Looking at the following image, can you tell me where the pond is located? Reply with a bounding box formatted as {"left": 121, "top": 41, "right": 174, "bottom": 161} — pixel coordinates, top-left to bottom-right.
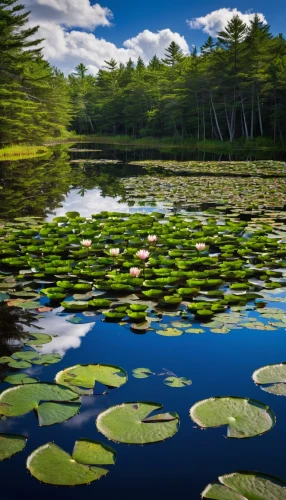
{"left": 1, "top": 144, "right": 286, "bottom": 499}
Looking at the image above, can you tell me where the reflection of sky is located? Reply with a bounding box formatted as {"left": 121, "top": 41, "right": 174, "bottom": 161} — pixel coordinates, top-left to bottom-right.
{"left": 46, "top": 188, "right": 129, "bottom": 220}
{"left": 30, "top": 310, "right": 94, "bottom": 357}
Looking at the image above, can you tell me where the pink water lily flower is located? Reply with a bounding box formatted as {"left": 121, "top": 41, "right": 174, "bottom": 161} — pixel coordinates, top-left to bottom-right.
{"left": 196, "top": 242, "right": 206, "bottom": 252}
{"left": 110, "top": 248, "right": 120, "bottom": 256}
{"left": 147, "top": 234, "right": 158, "bottom": 243}
{"left": 130, "top": 267, "right": 141, "bottom": 277}
{"left": 81, "top": 239, "right": 92, "bottom": 248}
{"left": 136, "top": 249, "right": 150, "bottom": 260}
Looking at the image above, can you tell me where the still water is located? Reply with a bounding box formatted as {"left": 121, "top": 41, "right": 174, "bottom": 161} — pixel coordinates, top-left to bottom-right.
{"left": 0, "top": 144, "right": 286, "bottom": 499}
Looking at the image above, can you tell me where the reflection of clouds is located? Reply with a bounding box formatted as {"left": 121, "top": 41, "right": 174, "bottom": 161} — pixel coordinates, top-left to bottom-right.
{"left": 63, "top": 396, "right": 106, "bottom": 428}
{"left": 29, "top": 312, "right": 94, "bottom": 357}
{"left": 47, "top": 188, "right": 129, "bottom": 220}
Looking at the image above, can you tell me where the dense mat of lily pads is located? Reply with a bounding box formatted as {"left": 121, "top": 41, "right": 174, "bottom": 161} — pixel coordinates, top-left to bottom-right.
{"left": 1, "top": 210, "right": 286, "bottom": 489}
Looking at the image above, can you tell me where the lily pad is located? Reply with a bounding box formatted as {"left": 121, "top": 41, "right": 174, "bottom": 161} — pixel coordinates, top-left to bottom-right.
{"left": 27, "top": 439, "right": 115, "bottom": 486}
{"left": 96, "top": 402, "right": 180, "bottom": 444}
{"left": 190, "top": 396, "right": 275, "bottom": 438}
{"left": 156, "top": 328, "right": 184, "bottom": 337}
{"left": 0, "top": 434, "right": 27, "bottom": 461}
{"left": 24, "top": 333, "right": 53, "bottom": 346}
{"left": 0, "top": 383, "right": 80, "bottom": 425}
{"left": 252, "top": 363, "right": 286, "bottom": 396}
{"left": 202, "top": 471, "right": 286, "bottom": 500}
{"left": 132, "top": 368, "right": 153, "bottom": 379}
{"left": 4, "top": 373, "right": 38, "bottom": 385}
{"left": 55, "top": 364, "right": 127, "bottom": 395}
{"left": 164, "top": 377, "right": 192, "bottom": 388}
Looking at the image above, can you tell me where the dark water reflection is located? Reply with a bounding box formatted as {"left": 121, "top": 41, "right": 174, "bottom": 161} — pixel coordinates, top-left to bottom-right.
{"left": 0, "top": 144, "right": 286, "bottom": 499}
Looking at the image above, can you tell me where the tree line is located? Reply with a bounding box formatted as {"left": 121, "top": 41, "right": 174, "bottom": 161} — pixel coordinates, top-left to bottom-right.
{"left": 1, "top": 0, "right": 286, "bottom": 144}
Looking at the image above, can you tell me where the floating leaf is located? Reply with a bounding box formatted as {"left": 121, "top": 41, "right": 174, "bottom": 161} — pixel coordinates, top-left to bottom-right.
{"left": 164, "top": 377, "right": 192, "bottom": 388}
{"left": 4, "top": 373, "right": 38, "bottom": 385}
{"left": 132, "top": 368, "right": 153, "bottom": 379}
{"left": 27, "top": 439, "right": 115, "bottom": 486}
{"left": 156, "top": 328, "right": 184, "bottom": 337}
{"left": 202, "top": 471, "right": 286, "bottom": 500}
{"left": 186, "top": 328, "right": 205, "bottom": 334}
{"left": 0, "top": 383, "right": 80, "bottom": 425}
{"left": 0, "top": 434, "right": 27, "bottom": 461}
{"left": 190, "top": 396, "right": 275, "bottom": 438}
{"left": 253, "top": 363, "right": 286, "bottom": 396}
{"left": 96, "top": 402, "right": 180, "bottom": 444}
{"left": 24, "top": 333, "right": 53, "bottom": 346}
{"left": 55, "top": 364, "right": 127, "bottom": 395}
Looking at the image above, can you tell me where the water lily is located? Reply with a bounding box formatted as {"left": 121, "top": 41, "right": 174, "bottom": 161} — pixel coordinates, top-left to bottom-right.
{"left": 109, "top": 248, "right": 120, "bottom": 256}
{"left": 195, "top": 243, "right": 206, "bottom": 252}
{"left": 81, "top": 239, "right": 92, "bottom": 248}
{"left": 136, "top": 249, "right": 150, "bottom": 260}
{"left": 130, "top": 267, "right": 141, "bottom": 277}
{"left": 147, "top": 234, "right": 158, "bottom": 243}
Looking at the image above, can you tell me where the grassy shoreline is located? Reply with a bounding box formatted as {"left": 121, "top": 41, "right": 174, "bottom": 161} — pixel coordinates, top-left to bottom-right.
{"left": 0, "top": 145, "right": 49, "bottom": 161}
{"left": 44, "top": 135, "right": 283, "bottom": 151}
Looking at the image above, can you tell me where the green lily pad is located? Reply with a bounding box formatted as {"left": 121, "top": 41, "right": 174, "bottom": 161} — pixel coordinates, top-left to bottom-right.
{"left": 186, "top": 328, "right": 205, "bottom": 334}
{"left": 0, "top": 351, "right": 62, "bottom": 368}
{"left": 252, "top": 363, "right": 286, "bottom": 395}
{"left": 190, "top": 396, "right": 275, "bottom": 438}
{"left": 55, "top": 364, "right": 127, "bottom": 395}
{"left": 4, "top": 373, "right": 38, "bottom": 385}
{"left": 132, "top": 368, "right": 153, "bottom": 379}
{"left": 0, "top": 434, "right": 27, "bottom": 461}
{"left": 202, "top": 471, "right": 286, "bottom": 499}
{"left": 27, "top": 439, "right": 115, "bottom": 486}
{"left": 0, "top": 383, "right": 80, "bottom": 425}
{"left": 24, "top": 333, "right": 53, "bottom": 346}
{"left": 156, "top": 328, "right": 184, "bottom": 337}
{"left": 164, "top": 377, "right": 192, "bottom": 388}
{"left": 96, "top": 402, "right": 180, "bottom": 444}
{"left": 61, "top": 301, "right": 89, "bottom": 311}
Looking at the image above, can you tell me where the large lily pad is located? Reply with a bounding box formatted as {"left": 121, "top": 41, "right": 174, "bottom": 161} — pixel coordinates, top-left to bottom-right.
{"left": 55, "top": 364, "right": 127, "bottom": 395}
{"left": 96, "top": 402, "right": 180, "bottom": 444}
{"left": 190, "top": 397, "right": 275, "bottom": 438}
{"left": 27, "top": 439, "right": 115, "bottom": 486}
{"left": 0, "top": 383, "right": 80, "bottom": 425}
{"left": 202, "top": 471, "right": 286, "bottom": 499}
{"left": 4, "top": 373, "right": 38, "bottom": 385}
{"left": 0, "top": 351, "right": 61, "bottom": 368}
{"left": 24, "top": 333, "right": 53, "bottom": 346}
{"left": 252, "top": 363, "right": 286, "bottom": 395}
{"left": 0, "top": 434, "right": 27, "bottom": 461}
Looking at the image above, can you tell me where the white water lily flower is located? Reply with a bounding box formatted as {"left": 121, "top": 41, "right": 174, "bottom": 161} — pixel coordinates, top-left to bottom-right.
{"left": 80, "top": 239, "right": 92, "bottom": 248}
{"left": 136, "top": 249, "right": 150, "bottom": 260}
{"left": 195, "top": 243, "right": 206, "bottom": 252}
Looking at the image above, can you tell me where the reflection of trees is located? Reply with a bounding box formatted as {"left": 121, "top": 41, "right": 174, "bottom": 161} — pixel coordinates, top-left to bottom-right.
{"left": 0, "top": 147, "right": 73, "bottom": 219}
{"left": 0, "top": 304, "right": 40, "bottom": 378}
{"left": 70, "top": 164, "right": 144, "bottom": 200}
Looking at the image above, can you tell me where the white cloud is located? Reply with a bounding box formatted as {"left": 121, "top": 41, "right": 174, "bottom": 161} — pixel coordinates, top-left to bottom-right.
{"left": 25, "top": 0, "right": 112, "bottom": 29}
{"left": 187, "top": 8, "right": 267, "bottom": 37}
{"left": 24, "top": 0, "right": 190, "bottom": 74}
{"left": 123, "top": 29, "right": 189, "bottom": 61}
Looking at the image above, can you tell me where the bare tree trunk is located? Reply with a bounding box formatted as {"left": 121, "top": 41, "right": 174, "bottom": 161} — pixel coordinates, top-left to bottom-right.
{"left": 250, "top": 81, "right": 255, "bottom": 139}
{"left": 196, "top": 93, "right": 200, "bottom": 140}
{"left": 210, "top": 92, "right": 223, "bottom": 141}
{"left": 241, "top": 94, "right": 249, "bottom": 140}
{"left": 257, "top": 91, "right": 263, "bottom": 136}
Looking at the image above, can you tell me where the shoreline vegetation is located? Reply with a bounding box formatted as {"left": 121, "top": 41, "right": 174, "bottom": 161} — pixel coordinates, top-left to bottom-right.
{"left": 0, "top": 145, "right": 49, "bottom": 161}
{"left": 44, "top": 135, "right": 284, "bottom": 151}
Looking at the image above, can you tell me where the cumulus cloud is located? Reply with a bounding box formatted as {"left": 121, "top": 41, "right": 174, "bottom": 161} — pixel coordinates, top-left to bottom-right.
{"left": 25, "top": 0, "right": 113, "bottom": 29}
{"left": 123, "top": 29, "right": 189, "bottom": 61}
{"left": 187, "top": 8, "right": 267, "bottom": 37}
{"left": 24, "top": 0, "right": 190, "bottom": 74}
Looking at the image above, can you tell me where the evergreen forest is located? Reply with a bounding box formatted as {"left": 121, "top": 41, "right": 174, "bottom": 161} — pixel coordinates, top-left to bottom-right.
{"left": 1, "top": 0, "right": 286, "bottom": 145}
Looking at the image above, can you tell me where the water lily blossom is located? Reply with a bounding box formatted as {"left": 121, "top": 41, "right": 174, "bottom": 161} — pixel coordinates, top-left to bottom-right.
{"left": 81, "top": 239, "right": 92, "bottom": 248}
{"left": 110, "top": 248, "right": 120, "bottom": 257}
{"left": 136, "top": 249, "right": 150, "bottom": 260}
{"left": 195, "top": 242, "right": 206, "bottom": 252}
{"left": 130, "top": 267, "right": 141, "bottom": 277}
{"left": 147, "top": 234, "right": 158, "bottom": 243}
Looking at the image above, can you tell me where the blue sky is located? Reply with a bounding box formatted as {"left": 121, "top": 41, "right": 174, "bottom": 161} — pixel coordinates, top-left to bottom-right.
{"left": 26, "top": 0, "right": 286, "bottom": 74}
{"left": 96, "top": 0, "right": 286, "bottom": 48}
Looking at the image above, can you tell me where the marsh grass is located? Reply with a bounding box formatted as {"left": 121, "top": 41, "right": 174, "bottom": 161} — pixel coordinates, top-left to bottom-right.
{"left": 0, "top": 145, "right": 49, "bottom": 161}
